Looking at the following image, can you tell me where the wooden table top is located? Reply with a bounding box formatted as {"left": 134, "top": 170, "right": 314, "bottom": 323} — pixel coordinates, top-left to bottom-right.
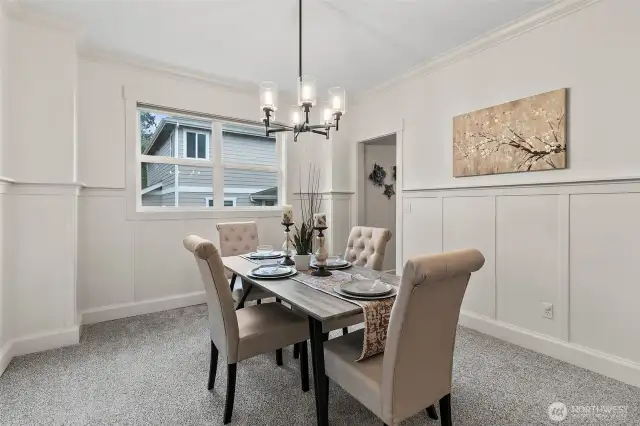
{"left": 222, "top": 256, "right": 375, "bottom": 322}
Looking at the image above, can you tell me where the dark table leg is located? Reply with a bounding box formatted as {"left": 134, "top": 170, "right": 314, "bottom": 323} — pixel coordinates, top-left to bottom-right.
{"left": 229, "top": 274, "right": 237, "bottom": 291}
{"left": 308, "top": 317, "right": 329, "bottom": 426}
{"left": 235, "top": 283, "right": 252, "bottom": 310}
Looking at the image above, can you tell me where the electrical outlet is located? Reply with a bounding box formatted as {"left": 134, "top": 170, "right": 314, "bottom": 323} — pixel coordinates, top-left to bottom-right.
{"left": 542, "top": 302, "right": 554, "bottom": 319}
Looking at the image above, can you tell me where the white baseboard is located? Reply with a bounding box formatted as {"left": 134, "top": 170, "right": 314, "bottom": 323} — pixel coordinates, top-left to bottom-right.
{"left": 0, "top": 341, "right": 12, "bottom": 377}
{"left": 0, "top": 326, "right": 81, "bottom": 377}
{"left": 11, "top": 326, "right": 80, "bottom": 357}
{"left": 459, "top": 311, "right": 640, "bottom": 388}
{"left": 80, "top": 291, "right": 207, "bottom": 325}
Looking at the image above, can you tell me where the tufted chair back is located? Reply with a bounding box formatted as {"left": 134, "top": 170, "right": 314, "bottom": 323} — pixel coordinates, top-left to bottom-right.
{"left": 381, "top": 249, "right": 485, "bottom": 424}
{"left": 343, "top": 226, "right": 392, "bottom": 271}
{"left": 216, "top": 221, "right": 260, "bottom": 257}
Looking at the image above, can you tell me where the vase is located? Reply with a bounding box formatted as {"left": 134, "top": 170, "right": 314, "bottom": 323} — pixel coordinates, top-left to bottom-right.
{"left": 294, "top": 254, "right": 310, "bottom": 271}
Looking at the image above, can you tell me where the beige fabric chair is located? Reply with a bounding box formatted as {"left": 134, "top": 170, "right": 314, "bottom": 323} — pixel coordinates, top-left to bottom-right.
{"left": 183, "top": 235, "right": 310, "bottom": 424}
{"left": 323, "top": 226, "right": 393, "bottom": 335}
{"left": 323, "top": 249, "right": 485, "bottom": 426}
{"left": 216, "top": 221, "right": 274, "bottom": 306}
{"left": 344, "top": 226, "right": 393, "bottom": 271}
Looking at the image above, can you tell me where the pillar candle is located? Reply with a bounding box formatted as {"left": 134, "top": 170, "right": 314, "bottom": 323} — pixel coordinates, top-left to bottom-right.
{"left": 282, "top": 205, "right": 293, "bottom": 224}
{"left": 313, "top": 213, "right": 327, "bottom": 228}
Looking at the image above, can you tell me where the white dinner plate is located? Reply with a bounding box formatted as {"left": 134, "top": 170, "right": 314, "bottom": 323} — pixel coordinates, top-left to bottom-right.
{"left": 341, "top": 279, "right": 393, "bottom": 296}
{"left": 333, "top": 284, "right": 397, "bottom": 300}
{"left": 249, "top": 264, "right": 295, "bottom": 278}
{"left": 310, "top": 260, "right": 352, "bottom": 270}
{"left": 247, "top": 251, "right": 285, "bottom": 260}
{"left": 247, "top": 270, "right": 297, "bottom": 280}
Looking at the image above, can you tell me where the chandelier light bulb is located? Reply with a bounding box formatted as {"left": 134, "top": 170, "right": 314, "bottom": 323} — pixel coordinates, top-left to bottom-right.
{"left": 332, "top": 96, "right": 341, "bottom": 110}
{"left": 264, "top": 91, "right": 273, "bottom": 107}
{"left": 291, "top": 110, "right": 301, "bottom": 125}
{"left": 328, "top": 87, "right": 346, "bottom": 114}
{"left": 322, "top": 106, "right": 333, "bottom": 125}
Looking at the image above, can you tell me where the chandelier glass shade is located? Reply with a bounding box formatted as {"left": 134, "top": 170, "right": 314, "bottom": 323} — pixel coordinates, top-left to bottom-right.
{"left": 259, "top": 0, "right": 345, "bottom": 141}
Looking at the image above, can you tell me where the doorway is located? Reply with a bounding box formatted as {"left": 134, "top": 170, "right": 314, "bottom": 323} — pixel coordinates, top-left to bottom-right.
{"left": 356, "top": 134, "right": 397, "bottom": 273}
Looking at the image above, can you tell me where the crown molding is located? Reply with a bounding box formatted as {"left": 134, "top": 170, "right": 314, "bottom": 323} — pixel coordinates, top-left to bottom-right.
{"left": 79, "top": 45, "right": 265, "bottom": 96}
{"left": 355, "top": 0, "right": 605, "bottom": 103}
{"left": 4, "top": 0, "right": 85, "bottom": 37}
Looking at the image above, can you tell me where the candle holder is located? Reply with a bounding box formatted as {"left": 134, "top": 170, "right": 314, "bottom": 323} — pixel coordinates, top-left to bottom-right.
{"left": 281, "top": 222, "right": 295, "bottom": 266}
{"left": 311, "top": 226, "right": 331, "bottom": 277}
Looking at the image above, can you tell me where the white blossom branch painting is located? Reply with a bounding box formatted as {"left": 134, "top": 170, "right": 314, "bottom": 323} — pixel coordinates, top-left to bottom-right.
{"left": 453, "top": 88, "right": 567, "bottom": 177}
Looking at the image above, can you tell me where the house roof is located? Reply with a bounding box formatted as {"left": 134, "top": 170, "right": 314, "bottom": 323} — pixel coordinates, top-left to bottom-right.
{"left": 249, "top": 186, "right": 277, "bottom": 201}
{"left": 143, "top": 116, "right": 212, "bottom": 156}
{"left": 143, "top": 116, "right": 274, "bottom": 156}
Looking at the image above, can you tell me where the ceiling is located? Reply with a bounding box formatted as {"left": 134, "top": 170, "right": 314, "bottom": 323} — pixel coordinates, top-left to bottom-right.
{"left": 22, "top": 0, "right": 553, "bottom": 95}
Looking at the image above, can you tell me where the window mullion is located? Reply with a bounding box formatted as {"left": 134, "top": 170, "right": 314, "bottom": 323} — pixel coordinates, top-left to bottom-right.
{"left": 212, "top": 122, "right": 224, "bottom": 208}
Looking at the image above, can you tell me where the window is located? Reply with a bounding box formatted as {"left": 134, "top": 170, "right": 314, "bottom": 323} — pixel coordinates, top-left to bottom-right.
{"left": 184, "top": 130, "right": 209, "bottom": 159}
{"left": 205, "top": 197, "right": 237, "bottom": 207}
{"left": 137, "top": 106, "right": 282, "bottom": 210}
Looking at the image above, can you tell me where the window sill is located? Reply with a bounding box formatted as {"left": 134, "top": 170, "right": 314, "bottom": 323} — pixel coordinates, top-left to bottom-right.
{"left": 129, "top": 206, "right": 283, "bottom": 221}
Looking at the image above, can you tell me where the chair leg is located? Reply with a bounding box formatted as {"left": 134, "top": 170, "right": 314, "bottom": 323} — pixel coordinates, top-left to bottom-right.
{"left": 208, "top": 341, "right": 219, "bottom": 391}
{"left": 223, "top": 364, "right": 237, "bottom": 425}
{"left": 276, "top": 348, "right": 283, "bottom": 366}
{"left": 439, "top": 394, "right": 452, "bottom": 426}
{"left": 293, "top": 343, "right": 300, "bottom": 359}
{"left": 257, "top": 299, "right": 261, "bottom": 305}
{"left": 426, "top": 404, "right": 439, "bottom": 420}
{"left": 300, "top": 341, "right": 309, "bottom": 392}
{"left": 276, "top": 297, "right": 281, "bottom": 303}
{"left": 342, "top": 327, "right": 349, "bottom": 335}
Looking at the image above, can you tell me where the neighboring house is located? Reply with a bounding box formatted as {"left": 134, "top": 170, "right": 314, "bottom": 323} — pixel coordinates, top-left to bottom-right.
{"left": 141, "top": 117, "right": 277, "bottom": 207}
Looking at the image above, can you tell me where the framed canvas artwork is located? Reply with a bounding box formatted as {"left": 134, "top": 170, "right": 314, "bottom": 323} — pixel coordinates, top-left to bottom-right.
{"left": 453, "top": 88, "right": 567, "bottom": 177}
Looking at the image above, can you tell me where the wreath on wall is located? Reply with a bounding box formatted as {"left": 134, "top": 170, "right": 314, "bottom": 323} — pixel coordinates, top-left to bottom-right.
{"left": 368, "top": 163, "right": 397, "bottom": 199}
{"left": 368, "top": 163, "right": 387, "bottom": 187}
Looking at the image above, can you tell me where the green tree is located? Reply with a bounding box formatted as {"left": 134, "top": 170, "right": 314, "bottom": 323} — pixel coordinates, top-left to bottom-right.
{"left": 139, "top": 112, "right": 157, "bottom": 188}
{"left": 140, "top": 112, "right": 157, "bottom": 153}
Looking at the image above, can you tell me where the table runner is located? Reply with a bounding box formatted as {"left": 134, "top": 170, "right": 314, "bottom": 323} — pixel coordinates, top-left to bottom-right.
{"left": 241, "top": 255, "right": 398, "bottom": 361}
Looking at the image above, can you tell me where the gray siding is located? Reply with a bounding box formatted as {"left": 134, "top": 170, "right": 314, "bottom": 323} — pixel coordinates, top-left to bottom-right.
{"left": 141, "top": 119, "right": 278, "bottom": 208}
{"left": 222, "top": 132, "right": 276, "bottom": 166}
{"left": 145, "top": 130, "right": 175, "bottom": 189}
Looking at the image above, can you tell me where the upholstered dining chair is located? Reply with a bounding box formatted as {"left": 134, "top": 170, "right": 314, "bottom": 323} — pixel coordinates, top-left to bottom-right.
{"left": 183, "top": 235, "right": 310, "bottom": 424}
{"left": 216, "top": 221, "right": 276, "bottom": 307}
{"left": 322, "top": 249, "right": 485, "bottom": 426}
{"left": 330, "top": 226, "right": 393, "bottom": 336}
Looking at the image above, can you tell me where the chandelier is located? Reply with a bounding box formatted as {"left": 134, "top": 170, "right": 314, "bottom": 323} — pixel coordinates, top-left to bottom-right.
{"left": 260, "top": 0, "right": 346, "bottom": 142}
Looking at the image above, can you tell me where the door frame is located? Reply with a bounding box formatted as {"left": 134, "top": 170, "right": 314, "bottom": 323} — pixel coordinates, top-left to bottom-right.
{"left": 353, "top": 119, "right": 404, "bottom": 274}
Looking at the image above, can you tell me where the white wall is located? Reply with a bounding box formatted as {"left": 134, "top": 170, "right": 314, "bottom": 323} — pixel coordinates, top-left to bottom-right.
{"left": 0, "top": 0, "right": 7, "bottom": 372}
{"left": 1, "top": 14, "right": 79, "bottom": 372}
{"left": 343, "top": 0, "right": 640, "bottom": 387}
{"left": 363, "top": 139, "right": 396, "bottom": 271}
{"left": 76, "top": 57, "right": 289, "bottom": 321}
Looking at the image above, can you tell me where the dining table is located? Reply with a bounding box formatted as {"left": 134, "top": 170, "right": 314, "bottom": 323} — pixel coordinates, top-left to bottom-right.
{"left": 222, "top": 255, "right": 398, "bottom": 426}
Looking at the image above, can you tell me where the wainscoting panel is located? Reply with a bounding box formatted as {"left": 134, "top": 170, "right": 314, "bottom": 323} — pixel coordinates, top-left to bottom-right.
{"left": 328, "top": 195, "right": 353, "bottom": 256}
{"left": 402, "top": 197, "right": 442, "bottom": 260}
{"left": 78, "top": 196, "right": 134, "bottom": 311}
{"left": 569, "top": 193, "right": 640, "bottom": 363}
{"left": 496, "top": 195, "right": 562, "bottom": 339}
{"left": 443, "top": 196, "right": 496, "bottom": 319}
{"left": 401, "top": 179, "right": 640, "bottom": 387}
{"left": 5, "top": 192, "right": 77, "bottom": 338}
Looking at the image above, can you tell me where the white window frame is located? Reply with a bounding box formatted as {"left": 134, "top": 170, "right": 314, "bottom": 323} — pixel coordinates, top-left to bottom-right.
{"left": 204, "top": 197, "right": 237, "bottom": 207}
{"left": 182, "top": 129, "right": 210, "bottom": 160}
{"left": 135, "top": 104, "right": 285, "bottom": 215}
